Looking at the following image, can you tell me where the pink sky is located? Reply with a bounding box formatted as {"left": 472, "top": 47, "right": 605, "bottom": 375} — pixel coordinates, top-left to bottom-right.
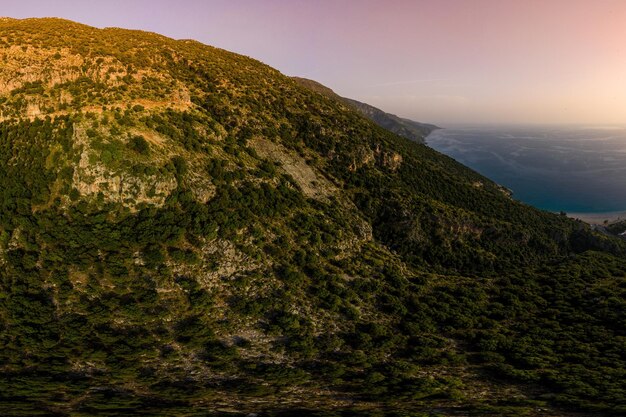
{"left": 4, "top": 0, "right": 626, "bottom": 125}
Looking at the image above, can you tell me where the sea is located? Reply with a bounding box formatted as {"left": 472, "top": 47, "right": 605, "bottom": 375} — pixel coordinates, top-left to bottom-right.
{"left": 426, "top": 125, "right": 626, "bottom": 215}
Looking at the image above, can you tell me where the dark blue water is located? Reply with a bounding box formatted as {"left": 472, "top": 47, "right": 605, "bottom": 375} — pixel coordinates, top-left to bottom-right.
{"left": 426, "top": 125, "right": 626, "bottom": 213}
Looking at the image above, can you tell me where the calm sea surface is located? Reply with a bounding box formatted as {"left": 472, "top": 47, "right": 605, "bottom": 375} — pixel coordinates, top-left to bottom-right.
{"left": 426, "top": 125, "right": 626, "bottom": 213}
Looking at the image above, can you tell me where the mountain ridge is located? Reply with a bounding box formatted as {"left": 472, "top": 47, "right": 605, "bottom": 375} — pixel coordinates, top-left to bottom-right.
{"left": 292, "top": 76, "right": 439, "bottom": 143}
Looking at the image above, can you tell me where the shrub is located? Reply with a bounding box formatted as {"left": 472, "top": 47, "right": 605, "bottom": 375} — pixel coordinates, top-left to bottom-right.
{"left": 129, "top": 135, "right": 150, "bottom": 155}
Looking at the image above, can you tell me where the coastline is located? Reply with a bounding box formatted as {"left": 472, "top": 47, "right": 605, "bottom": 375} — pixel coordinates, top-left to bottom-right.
{"left": 423, "top": 126, "right": 442, "bottom": 145}
{"left": 425, "top": 127, "right": 626, "bottom": 227}
{"left": 565, "top": 211, "right": 626, "bottom": 225}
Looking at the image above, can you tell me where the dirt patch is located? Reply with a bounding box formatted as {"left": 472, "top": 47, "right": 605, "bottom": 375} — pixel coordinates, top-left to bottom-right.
{"left": 130, "top": 127, "right": 168, "bottom": 146}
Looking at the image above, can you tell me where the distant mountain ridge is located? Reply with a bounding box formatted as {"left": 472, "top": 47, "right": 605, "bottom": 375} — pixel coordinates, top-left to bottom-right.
{"left": 292, "top": 77, "right": 439, "bottom": 143}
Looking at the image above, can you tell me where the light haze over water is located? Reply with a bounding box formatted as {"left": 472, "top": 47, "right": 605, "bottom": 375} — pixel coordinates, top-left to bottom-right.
{"left": 427, "top": 126, "right": 626, "bottom": 214}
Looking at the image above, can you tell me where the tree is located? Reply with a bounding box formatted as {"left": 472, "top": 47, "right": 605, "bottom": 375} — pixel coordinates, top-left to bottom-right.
{"left": 129, "top": 135, "right": 150, "bottom": 155}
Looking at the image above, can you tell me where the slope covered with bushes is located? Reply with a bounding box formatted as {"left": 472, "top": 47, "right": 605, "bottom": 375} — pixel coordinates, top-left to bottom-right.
{"left": 0, "top": 18, "right": 625, "bottom": 416}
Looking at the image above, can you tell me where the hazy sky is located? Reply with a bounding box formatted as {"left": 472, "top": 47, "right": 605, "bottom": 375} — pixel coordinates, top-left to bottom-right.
{"left": 3, "top": 0, "right": 626, "bottom": 125}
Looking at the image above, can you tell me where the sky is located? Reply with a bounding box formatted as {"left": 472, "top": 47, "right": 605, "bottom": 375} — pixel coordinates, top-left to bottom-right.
{"left": 3, "top": 0, "right": 626, "bottom": 126}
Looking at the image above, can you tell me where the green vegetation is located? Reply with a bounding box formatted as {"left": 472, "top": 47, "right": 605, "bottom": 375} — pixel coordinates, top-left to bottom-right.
{"left": 607, "top": 220, "right": 626, "bottom": 236}
{"left": 0, "top": 17, "right": 625, "bottom": 417}
{"left": 292, "top": 76, "right": 439, "bottom": 143}
{"left": 128, "top": 134, "right": 150, "bottom": 155}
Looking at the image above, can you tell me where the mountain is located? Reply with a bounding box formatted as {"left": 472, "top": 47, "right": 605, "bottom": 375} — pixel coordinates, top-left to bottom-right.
{"left": 292, "top": 77, "right": 439, "bottom": 143}
{"left": 607, "top": 220, "right": 626, "bottom": 238}
{"left": 1, "top": 18, "right": 625, "bottom": 417}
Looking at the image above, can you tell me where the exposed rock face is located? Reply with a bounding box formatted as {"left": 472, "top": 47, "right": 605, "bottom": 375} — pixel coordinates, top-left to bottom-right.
{"left": 25, "top": 101, "right": 42, "bottom": 118}
{"left": 71, "top": 125, "right": 178, "bottom": 209}
{"left": 381, "top": 150, "right": 403, "bottom": 171}
{"left": 348, "top": 146, "right": 375, "bottom": 172}
{"left": 193, "top": 239, "right": 265, "bottom": 289}
{"left": 0, "top": 39, "right": 193, "bottom": 120}
{"left": 250, "top": 136, "right": 337, "bottom": 200}
{"left": 348, "top": 144, "right": 402, "bottom": 172}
